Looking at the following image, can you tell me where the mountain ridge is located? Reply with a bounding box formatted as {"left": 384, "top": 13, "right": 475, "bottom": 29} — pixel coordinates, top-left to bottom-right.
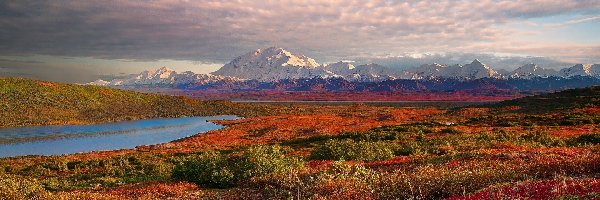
{"left": 89, "top": 47, "right": 600, "bottom": 87}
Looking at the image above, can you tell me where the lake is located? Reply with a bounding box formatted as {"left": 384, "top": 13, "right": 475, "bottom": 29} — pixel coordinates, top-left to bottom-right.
{"left": 0, "top": 115, "right": 238, "bottom": 158}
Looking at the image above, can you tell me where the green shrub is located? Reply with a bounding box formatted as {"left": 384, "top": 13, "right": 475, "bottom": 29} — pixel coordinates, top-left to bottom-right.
{"left": 310, "top": 139, "right": 394, "bottom": 161}
{"left": 498, "top": 121, "right": 519, "bottom": 127}
{"left": 341, "top": 130, "right": 404, "bottom": 141}
{"left": 395, "top": 140, "right": 438, "bottom": 156}
{"left": 233, "top": 145, "right": 304, "bottom": 181}
{"left": 172, "top": 145, "right": 303, "bottom": 188}
{"left": 518, "top": 132, "right": 565, "bottom": 147}
{"left": 172, "top": 151, "right": 235, "bottom": 188}
{"left": 569, "top": 133, "right": 600, "bottom": 146}
{"left": 408, "top": 125, "right": 434, "bottom": 134}
{"left": 440, "top": 127, "right": 463, "bottom": 134}
{"left": 476, "top": 131, "right": 493, "bottom": 141}
{"left": 42, "top": 157, "right": 69, "bottom": 171}
{"left": 246, "top": 161, "right": 380, "bottom": 199}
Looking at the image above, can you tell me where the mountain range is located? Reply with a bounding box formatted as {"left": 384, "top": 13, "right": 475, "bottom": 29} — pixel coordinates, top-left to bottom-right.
{"left": 89, "top": 47, "right": 600, "bottom": 92}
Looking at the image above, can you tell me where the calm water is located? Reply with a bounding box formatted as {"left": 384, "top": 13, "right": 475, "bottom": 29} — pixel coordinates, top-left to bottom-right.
{"left": 0, "top": 116, "right": 238, "bottom": 158}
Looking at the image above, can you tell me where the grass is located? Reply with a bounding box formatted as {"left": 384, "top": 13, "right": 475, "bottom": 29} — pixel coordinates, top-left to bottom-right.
{"left": 0, "top": 77, "right": 272, "bottom": 128}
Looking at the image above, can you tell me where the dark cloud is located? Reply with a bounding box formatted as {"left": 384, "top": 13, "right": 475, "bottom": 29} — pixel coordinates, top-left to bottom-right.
{"left": 0, "top": 58, "right": 44, "bottom": 64}
{"left": 0, "top": 0, "right": 599, "bottom": 83}
{"left": 0, "top": 63, "right": 99, "bottom": 83}
{"left": 1, "top": 1, "right": 599, "bottom": 63}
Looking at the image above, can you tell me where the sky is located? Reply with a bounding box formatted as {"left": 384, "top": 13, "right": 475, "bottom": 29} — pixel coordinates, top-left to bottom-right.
{"left": 0, "top": 0, "right": 599, "bottom": 83}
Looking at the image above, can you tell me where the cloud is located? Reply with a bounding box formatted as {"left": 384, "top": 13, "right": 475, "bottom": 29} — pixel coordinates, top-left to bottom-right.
{"left": 542, "top": 15, "right": 600, "bottom": 28}
{"left": 0, "top": 64, "right": 98, "bottom": 83}
{"left": 0, "top": 58, "right": 44, "bottom": 64}
{"left": 0, "top": 0, "right": 599, "bottom": 74}
{"left": 566, "top": 15, "right": 600, "bottom": 24}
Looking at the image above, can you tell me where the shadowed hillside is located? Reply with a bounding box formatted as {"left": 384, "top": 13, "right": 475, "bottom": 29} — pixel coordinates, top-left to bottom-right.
{"left": 493, "top": 86, "right": 600, "bottom": 113}
{"left": 0, "top": 77, "right": 270, "bottom": 128}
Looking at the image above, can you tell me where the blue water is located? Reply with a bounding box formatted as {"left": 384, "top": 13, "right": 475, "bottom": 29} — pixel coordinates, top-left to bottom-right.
{"left": 0, "top": 116, "right": 238, "bottom": 157}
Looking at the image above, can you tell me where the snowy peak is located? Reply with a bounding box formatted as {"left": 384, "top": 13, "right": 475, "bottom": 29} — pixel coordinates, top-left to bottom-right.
{"left": 154, "top": 67, "right": 176, "bottom": 78}
{"left": 256, "top": 47, "right": 320, "bottom": 68}
{"left": 138, "top": 67, "right": 176, "bottom": 80}
{"left": 88, "top": 67, "right": 233, "bottom": 86}
{"left": 321, "top": 62, "right": 400, "bottom": 81}
{"left": 324, "top": 61, "right": 355, "bottom": 76}
{"left": 510, "top": 64, "right": 557, "bottom": 79}
{"left": 461, "top": 59, "right": 498, "bottom": 79}
{"left": 469, "top": 59, "right": 492, "bottom": 71}
{"left": 212, "top": 47, "right": 323, "bottom": 81}
{"left": 471, "top": 59, "right": 483, "bottom": 66}
{"left": 352, "top": 63, "right": 401, "bottom": 81}
{"left": 560, "top": 64, "right": 593, "bottom": 77}
{"left": 402, "top": 63, "right": 446, "bottom": 79}
{"left": 325, "top": 61, "right": 355, "bottom": 70}
{"left": 212, "top": 47, "right": 408, "bottom": 82}
{"left": 88, "top": 79, "right": 110, "bottom": 86}
{"left": 403, "top": 60, "right": 498, "bottom": 80}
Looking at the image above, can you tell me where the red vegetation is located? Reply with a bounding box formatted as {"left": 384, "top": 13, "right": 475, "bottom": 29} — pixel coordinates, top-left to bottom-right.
{"left": 59, "top": 182, "right": 201, "bottom": 199}
{"left": 449, "top": 178, "right": 600, "bottom": 200}
{"left": 141, "top": 106, "right": 443, "bottom": 153}
{"left": 140, "top": 89, "right": 519, "bottom": 101}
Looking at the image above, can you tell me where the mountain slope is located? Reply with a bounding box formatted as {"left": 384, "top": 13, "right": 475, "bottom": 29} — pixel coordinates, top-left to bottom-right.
{"left": 0, "top": 77, "right": 267, "bottom": 128}
{"left": 559, "top": 64, "right": 600, "bottom": 77}
{"left": 510, "top": 64, "right": 558, "bottom": 79}
{"left": 89, "top": 67, "right": 235, "bottom": 87}
{"left": 403, "top": 60, "right": 499, "bottom": 80}
{"left": 353, "top": 63, "right": 402, "bottom": 81}
{"left": 212, "top": 47, "right": 328, "bottom": 81}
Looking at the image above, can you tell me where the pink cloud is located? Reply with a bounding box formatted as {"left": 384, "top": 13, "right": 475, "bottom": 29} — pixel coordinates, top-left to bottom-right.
{"left": 0, "top": 0, "right": 598, "bottom": 63}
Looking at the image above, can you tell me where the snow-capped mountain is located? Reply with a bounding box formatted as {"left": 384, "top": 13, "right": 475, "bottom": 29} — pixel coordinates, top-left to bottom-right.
{"left": 211, "top": 47, "right": 330, "bottom": 82}
{"left": 459, "top": 59, "right": 499, "bottom": 79}
{"left": 559, "top": 64, "right": 600, "bottom": 77}
{"left": 212, "top": 47, "right": 402, "bottom": 82}
{"left": 88, "top": 47, "right": 600, "bottom": 89}
{"left": 88, "top": 67, "right": 235, "bottom": 86}
{"left": 352, "top": 63, "right": 403, "bottom": 81}
{"left": 510, "top": 64, "right": 558, "bottom": 79}
{"left": 322, "top": 61, "right": 403, "bottom": 81}
{"left": 323, "top": 61, "right": 355, "bottom": 77}
{"left": 495, "top": 69, "right": 510, "bottom": 77}
{"left": 403, "top": 60, "right": 499, "bottom": 80}
{"left": 403, "top": 63, "right": 446, "bottom": 79}
{"left": 88, "top": 79, "right": 110, "bottom": 86}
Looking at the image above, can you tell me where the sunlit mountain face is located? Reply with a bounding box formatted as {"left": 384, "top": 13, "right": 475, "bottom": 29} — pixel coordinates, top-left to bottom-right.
{"left": 0, "top": 1, "right": 598, "bottom": 83}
